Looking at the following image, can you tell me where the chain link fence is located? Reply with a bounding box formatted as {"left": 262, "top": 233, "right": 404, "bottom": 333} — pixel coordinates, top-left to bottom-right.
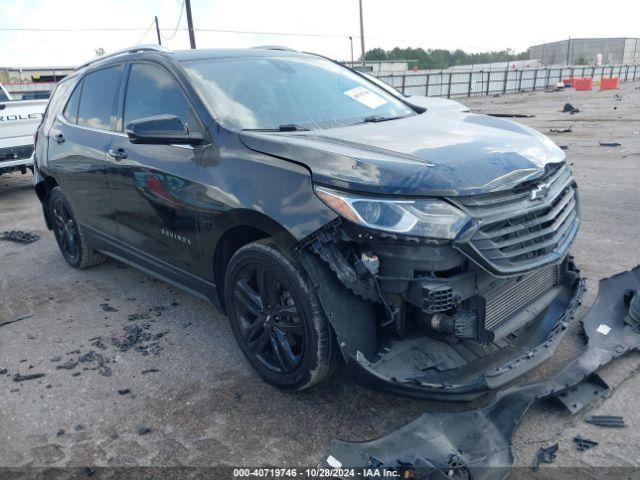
{"left": 375, "top": 64, "right": 640, "bottom": 98}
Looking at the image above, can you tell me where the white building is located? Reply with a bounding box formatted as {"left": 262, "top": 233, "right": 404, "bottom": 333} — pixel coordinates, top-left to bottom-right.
{"left": 446, "top": 59, "right": 545, "bottom": 72}
{"left": 0, "top": 66, "right": 74, "bottom": 99}
{"left": 343, "top": 60, "right": 414, "bottom": 74}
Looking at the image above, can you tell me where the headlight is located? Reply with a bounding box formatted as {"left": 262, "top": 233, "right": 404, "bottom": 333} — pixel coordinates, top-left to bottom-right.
{"left": 315, "top": 186, "right": 470, "bottom": 240}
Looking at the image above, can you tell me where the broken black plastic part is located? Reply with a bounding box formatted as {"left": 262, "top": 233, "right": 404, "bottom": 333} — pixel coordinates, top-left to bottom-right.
{"left": 324, "top": 265, "right": 640, "bottom": 480}
{"left": 599, "top": 142, "right": 622, "bottom": 147}
{"left": 0, "top": 314, "right": 33, "bottom": 328}
{"left": 553, "top": 373, "right": 610, "bottom": 414}
{"left": 562, "top": 103, "right": 580, "bottom": 114}
{"left": 625, "top": 290, "right": 640, "bottom": 330}
{"left": 532, "top": 443, "right": 558, "bottom": 471}
{"left": 585, "top": 415, "right": 627, "bottom": 428}
{"left": 487, "top": 113, "right": 535, "bottom": 118}
{"left": 574, "top": 436, "right": 598, "bottom": 451}
{"left": 0, "top": 230, "right": 40, "bottom": 244}
{"left": 13, "top": 373, "right": 45, "bottom": 382}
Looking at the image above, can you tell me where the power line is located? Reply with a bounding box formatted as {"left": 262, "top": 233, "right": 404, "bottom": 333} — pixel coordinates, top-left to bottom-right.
{"left": 0, "top": 25, "right": 523, "bottom": 52}
{"left": 160, "top": 0, "right": 185, "bottom": 41}
{"left": 0, "top": 26, "right": 354, "bottom": 39}
{"left": 135, "top": 18, "right": 156, "bottom": 45}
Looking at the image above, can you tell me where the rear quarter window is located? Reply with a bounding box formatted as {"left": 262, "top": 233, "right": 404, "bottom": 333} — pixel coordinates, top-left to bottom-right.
{"left": 42, "top": 78, "right": 77, "bottom": 134}
{"left": 62, "top": 80, "right": 82, "bottom": 124}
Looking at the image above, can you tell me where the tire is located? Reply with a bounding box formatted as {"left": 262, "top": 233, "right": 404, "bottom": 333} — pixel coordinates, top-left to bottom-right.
{"left": 224, "top": 239, "right": 340, "bottom": 390}
{"left": 47, "top": 187, "right": 106, "bottom": 269}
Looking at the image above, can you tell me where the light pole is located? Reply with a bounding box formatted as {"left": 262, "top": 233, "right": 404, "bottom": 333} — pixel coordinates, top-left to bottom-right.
{"left": 185, "top": 0, "right": 196, "bottom": 49}
{"left": 349, "top": 36, "right": 354, "bottom": 67}
{"left": 155, "top": 16, "right": 162, "bottom": 46}
{"left": 358, "top": 0, "right": 366, "bottom": 71}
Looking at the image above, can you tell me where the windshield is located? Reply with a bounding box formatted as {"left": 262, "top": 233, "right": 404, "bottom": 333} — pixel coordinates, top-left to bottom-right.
{"left": 182, "top": 55, "right": 415, "bottom": 130}
{"left": 0, "top": 87, "right": 10, "bottom": 102}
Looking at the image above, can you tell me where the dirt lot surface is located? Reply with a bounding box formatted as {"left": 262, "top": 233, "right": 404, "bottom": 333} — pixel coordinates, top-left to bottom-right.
{"left": 1, "top": 81, "right": 640, "bottom": 475}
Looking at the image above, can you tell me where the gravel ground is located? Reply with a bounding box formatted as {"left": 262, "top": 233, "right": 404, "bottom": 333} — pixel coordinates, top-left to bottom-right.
{"left": 1, "top": 81, "right": 639, "bottom": 476}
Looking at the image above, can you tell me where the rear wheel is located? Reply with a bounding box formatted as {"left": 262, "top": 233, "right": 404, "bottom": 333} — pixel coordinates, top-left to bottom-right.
{"left": 48, "top": 187, "right": 105, "bottom": 269}
{"left": 224, "top": 240, "right": 339, "bottom": 390}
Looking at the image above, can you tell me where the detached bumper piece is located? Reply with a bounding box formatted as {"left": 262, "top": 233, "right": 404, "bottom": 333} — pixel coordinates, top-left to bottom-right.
{"left": 325, "top": 265, "right": 640, "bottom": 480}
{"left": 349, "top": 259, "right": 584, "bottom": 401}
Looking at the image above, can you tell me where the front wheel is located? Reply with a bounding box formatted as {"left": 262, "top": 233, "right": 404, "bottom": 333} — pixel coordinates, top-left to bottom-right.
{"left": 224, "top": 240, "right": 339, "bottom": 390}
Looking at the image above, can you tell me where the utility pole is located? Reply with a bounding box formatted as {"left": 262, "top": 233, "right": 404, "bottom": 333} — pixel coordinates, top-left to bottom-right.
{"left": 566, "top": 36, "right": 571, "bottom": 66}
{"left": 185, "top": 0, "right": 196, "bottom": 49}
{"left": 349, "top": 36, "right": 354, "bottom": 67}
{"left": 155, "top": 16, "right": 162, "bottom": 46}
{"left": 358, "top": 0, "right": 366, "bottom": 71}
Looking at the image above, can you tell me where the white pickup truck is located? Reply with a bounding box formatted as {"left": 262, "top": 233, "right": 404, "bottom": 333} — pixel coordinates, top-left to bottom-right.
{"left": 1, "top": 83, "right": 48, "bottom": 176}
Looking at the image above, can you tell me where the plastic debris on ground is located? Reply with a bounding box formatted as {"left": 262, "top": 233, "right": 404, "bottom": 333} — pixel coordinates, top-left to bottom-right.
{"left": 532, "top": 443, "right": 559, "bottom": 471}
{"left": 585, "top": 415, "right": 627, "bottom": 428}
{"left": 562, "top": 103, "right": 580, "bottom": 114}
{"left": 574, "top": 436, "right": 598, "bottom": 451}
{"left": 0, "top": 230, "right": 40, "bottom": 244}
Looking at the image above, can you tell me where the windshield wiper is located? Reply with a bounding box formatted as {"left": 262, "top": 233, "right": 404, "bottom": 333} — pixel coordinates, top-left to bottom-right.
{"left": 243, "top": 124, "right": 310, "bottom": 132}
{"left": 362, "top": 114, "right": 408, "bottom": 123}
{"left": 277, "top": 124, "right": 310, "bottom": 131}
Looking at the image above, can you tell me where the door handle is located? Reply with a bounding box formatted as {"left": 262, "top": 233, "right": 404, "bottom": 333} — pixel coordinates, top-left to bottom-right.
{"left": 54, "top": 133, "right": 65, "bottom": 144}
{"left": 107, "top": 148, "right": 127, "bottom": 160}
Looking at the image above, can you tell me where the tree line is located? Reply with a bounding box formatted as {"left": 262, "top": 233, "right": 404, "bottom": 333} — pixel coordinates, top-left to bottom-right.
{"left": 364, "top": 47, "right": 529, "bottom": 70}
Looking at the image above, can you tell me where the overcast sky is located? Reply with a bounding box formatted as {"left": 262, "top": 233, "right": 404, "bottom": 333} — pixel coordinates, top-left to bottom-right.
{"left": 2, "top": 0, "right": 639, "bottom": 67}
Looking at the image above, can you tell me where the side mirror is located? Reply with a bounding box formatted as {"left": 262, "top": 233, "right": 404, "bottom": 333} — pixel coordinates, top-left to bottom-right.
{"left": 125, "top": 115, "right": 204, "bottom": 146}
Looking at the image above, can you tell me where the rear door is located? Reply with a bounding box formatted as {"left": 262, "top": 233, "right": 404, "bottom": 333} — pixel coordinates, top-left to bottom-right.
{"left": 47, "top": 65, "right": 123, "bottom": 239}
{"left": 107, "top": 61, "right": 203, "bottom": 277}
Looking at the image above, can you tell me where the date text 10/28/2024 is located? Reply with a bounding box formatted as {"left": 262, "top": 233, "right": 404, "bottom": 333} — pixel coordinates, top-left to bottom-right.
{"left": 233, "top": 468, "right": 402, "bottom": 478}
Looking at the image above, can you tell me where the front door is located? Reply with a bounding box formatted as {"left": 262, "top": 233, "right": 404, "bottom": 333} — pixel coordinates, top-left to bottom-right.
{"left": 107, "top": 61, "right": 203, "bottom": 277}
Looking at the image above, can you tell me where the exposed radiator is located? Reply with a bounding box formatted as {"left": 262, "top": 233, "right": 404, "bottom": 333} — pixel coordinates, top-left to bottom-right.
{"left": 484, "top": 265, "right": 557, "bottom": 331}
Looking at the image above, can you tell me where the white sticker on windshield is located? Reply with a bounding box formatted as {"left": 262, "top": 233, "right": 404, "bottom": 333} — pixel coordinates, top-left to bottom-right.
{"left": 344, "top": 86, "right": 388, "bottom": 109}
{"left": 596, "top": 324, "right": 611, "bottom": 335}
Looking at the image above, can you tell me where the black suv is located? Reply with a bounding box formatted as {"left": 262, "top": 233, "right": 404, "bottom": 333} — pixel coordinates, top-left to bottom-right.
{"left": 34, "top": 46, "right": 581, "bottom": 399}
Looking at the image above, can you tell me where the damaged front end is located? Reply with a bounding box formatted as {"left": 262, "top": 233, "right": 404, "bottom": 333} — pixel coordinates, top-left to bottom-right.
{"left": 324, "top": 266, "right": 640, "bottom": 480}
{"left": 299, "top": 162, "right": 581, "bottom": 400}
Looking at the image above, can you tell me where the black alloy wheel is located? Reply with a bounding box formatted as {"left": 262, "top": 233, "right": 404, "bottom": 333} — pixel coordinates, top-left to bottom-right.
{"left": 47, "top": 187, "right": 105, "bottom": 269}
{"left": 224, "top": 240, "right": 339, "bottom": 390}
{"left": 233, "top": 265, "right": 304, "bottom": 374}
{"left": 51, "top": 196, "right": 80, "bottom": 264}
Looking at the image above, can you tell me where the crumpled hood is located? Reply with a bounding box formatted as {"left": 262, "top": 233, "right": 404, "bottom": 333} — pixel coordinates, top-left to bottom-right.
{"left": 239, "top": 111, "right": 565, "bottom": 196}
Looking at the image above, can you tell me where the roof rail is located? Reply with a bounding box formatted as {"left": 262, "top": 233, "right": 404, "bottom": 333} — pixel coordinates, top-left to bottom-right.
{"left": 251, "top": 45, "right": 297, "bottom": 52}
{"left": 76, "top": 45, "right": 171, "bottom": 70}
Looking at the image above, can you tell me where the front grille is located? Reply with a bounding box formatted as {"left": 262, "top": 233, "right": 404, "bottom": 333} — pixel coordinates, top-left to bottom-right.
{"left": 484, "top": 265, "right": 557, "bottom": 331}
{"left": 452, "top": 164, "right": 579, "bottom": 275}
{"left": 0, "top": 145, "right": 34, "bottom": 163}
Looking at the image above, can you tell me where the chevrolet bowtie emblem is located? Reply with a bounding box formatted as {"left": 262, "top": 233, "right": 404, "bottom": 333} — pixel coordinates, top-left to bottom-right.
{"left": 530, "top": 183, "right": 550, "bottom": 201}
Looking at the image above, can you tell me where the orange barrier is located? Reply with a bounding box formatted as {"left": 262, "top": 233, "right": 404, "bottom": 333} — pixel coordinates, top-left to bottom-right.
{"left": 563, "top": 78, "right": 575, "bottom": 87}
{"left": 573, "top": 78, "right": 593, "bottom": 91}
{"left": 600, "top": 77, "right": 620, "bottom": 90}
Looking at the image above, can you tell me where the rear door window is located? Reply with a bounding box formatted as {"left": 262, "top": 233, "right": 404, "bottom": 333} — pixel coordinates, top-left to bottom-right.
{"left": 77, "top": 65, "right": 122, "bottom": 131}
{"left": 124, "top": 63, "right": 199, "bottom": 133}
